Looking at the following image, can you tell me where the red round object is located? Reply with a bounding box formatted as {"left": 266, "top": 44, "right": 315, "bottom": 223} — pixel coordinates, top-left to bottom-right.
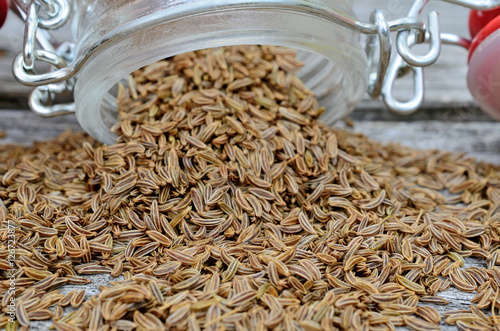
{"left": 468, "top": 14, "right": 500, "bottom": 62}
{"left": 467, "top": 18, "right": 500, "bottom": 119}
{"left": 469, "top": 8, "right": 500, "bottom": 38}
{"left": 0, "top": 0, "right": 8, "bottom": 28}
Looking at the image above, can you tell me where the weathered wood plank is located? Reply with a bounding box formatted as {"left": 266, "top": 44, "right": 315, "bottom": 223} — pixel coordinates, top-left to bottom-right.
{"left": 344, "top": 120, "right": 500, "bottom": 164}
{"left": 0, "top": 109, "right": 82, "bottom": 145}
{"left": 2, "top": 108, "right": 500, "bottom": 166}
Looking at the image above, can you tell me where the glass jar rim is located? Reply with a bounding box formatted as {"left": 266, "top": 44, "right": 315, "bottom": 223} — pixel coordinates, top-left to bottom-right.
{"left": 72, "top": 0, "right": 368, "bottom": 143}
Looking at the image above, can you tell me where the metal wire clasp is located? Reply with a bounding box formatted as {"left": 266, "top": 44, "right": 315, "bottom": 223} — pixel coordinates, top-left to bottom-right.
{"left": 371, "top": 0, "right": 500, "bottom": 114}
{"left": 11, "top": 0, "right": 74, "bottom": 117}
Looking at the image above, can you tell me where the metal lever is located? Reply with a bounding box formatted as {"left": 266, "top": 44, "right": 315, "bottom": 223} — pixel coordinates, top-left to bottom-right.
{"left": 382, "top": 33, "right": 425, "bottom": 114}
{"left": 366, "top": 10, "right": 391, "bottom": 98}
{"left": 397, "top": 11, "right": 442, "bottom": 67}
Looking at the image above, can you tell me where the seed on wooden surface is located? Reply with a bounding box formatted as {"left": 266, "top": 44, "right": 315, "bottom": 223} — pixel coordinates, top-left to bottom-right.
{"left": 395, "top": 275, "right": 426, "bottom": 295}
{"left": 76, "top": 265, "right": 113, "bottom": 274}
{"left": 70, "top": 290, "right": 86, "bottom": 309}
{"left": 416, "top": 306, "right": 442, "bottom": 325}
{"left": 27, "top": 309, "right": 53, "bottom": 321}
{"left": 403, "top": 315, "right": 440, "bottom": 331}
{"left": 419, "top": 296, "right": 449, "bottom": 305}
{"left": 58, "top": 290, "right": 76, "bottom": 307}
{"left": 15, "top": 301, "right": 29, "bottom": 327}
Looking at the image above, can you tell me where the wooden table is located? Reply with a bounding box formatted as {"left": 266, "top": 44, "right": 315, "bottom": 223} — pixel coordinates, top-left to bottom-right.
{"left": 0, "top": 1, "right": 498, "bottom": 329}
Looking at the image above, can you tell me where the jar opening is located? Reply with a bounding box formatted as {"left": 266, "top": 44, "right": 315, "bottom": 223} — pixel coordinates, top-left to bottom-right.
{"left": 79, "top": 45, "right": 365, "bottom": 144}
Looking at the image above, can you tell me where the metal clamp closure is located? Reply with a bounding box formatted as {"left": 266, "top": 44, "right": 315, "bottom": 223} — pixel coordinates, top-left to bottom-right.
{"left": 11, "top": 0, "right": 73, "bottom": 117}
{"left": 371, "top": 0, "right": 499, "bottom": 114}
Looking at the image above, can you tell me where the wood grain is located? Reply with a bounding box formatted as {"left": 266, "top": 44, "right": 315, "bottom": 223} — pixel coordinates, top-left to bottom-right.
{"left": 2, "top": 107, "right": 500, "bottom": 165}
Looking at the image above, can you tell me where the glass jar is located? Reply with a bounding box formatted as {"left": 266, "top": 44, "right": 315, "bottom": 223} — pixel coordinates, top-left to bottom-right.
{"left": 23, "top": 0, "right": 480, "bottom": 144}
{"left": 12, "top": 0, "right": 500, "bottom": 144}
{"left": 67, "top": 0, "right": 369, "bottom": 144}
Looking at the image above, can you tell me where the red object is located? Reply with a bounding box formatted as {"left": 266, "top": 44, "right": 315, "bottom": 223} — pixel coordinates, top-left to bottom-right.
{"left": 469, "top": 8, "right": 500, "bottom": 38}
{"left": 467, "top": 11, "right": 500, "bottom": 120}
{"left": 468, "top": 14, "right": 500, "bottom": 62}
{"left": 0, "top": 0, "right": 8, "bottom": 28}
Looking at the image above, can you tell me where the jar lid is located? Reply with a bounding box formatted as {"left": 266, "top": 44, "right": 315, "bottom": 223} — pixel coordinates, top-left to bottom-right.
{"left": 467, "top": 20, "right": 500, "bottom": 119}
{"left": 468, "top": 14, "right": 500, "bottom": 62}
